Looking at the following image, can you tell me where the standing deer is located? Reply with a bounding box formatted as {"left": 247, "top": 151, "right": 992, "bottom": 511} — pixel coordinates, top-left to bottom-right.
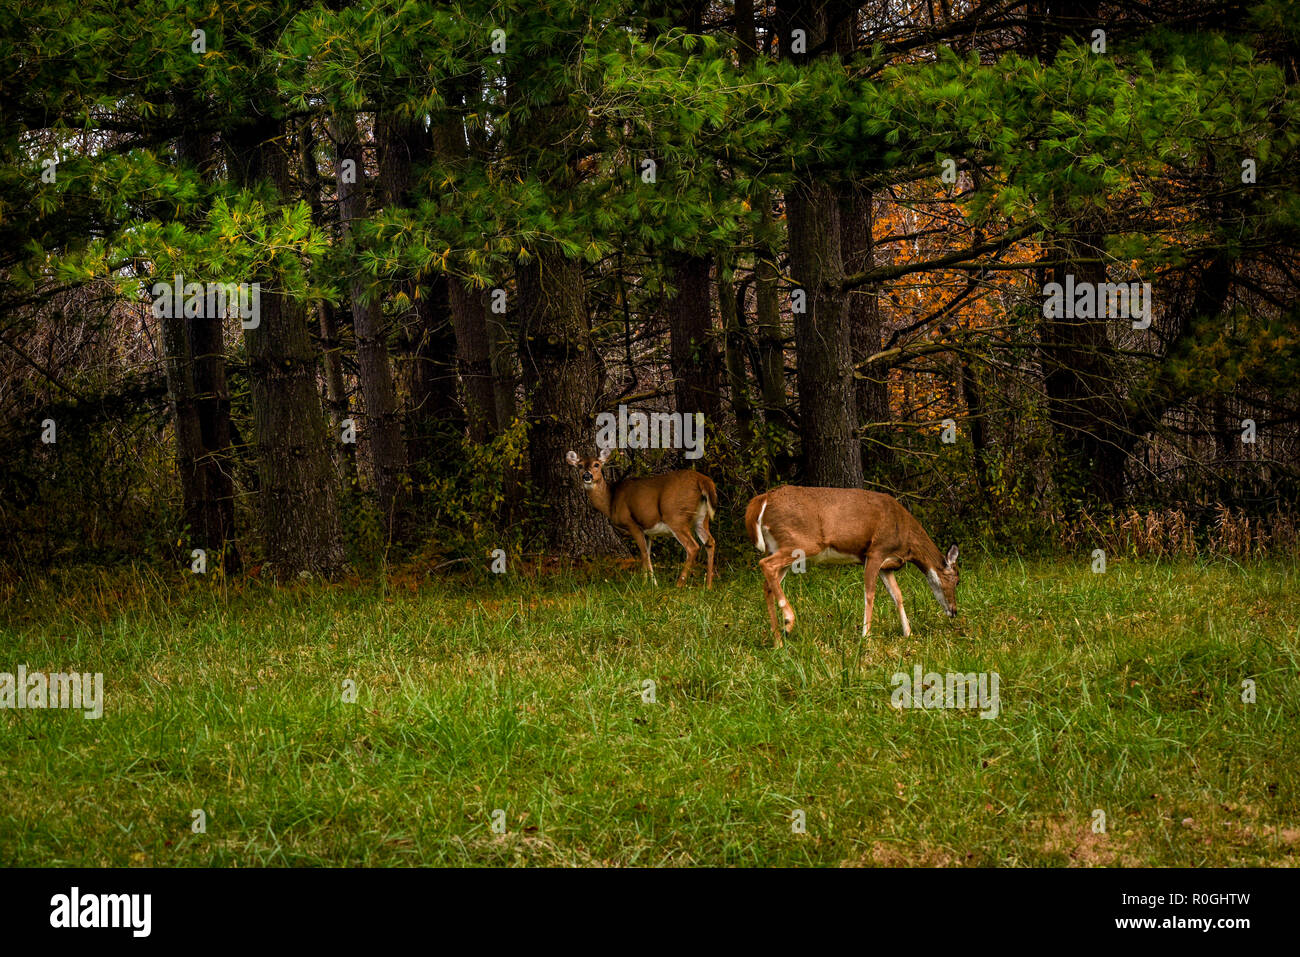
{"left": 744, "top": 486, "right": 959, "bottom": 645}
{"left": 566, "top": 449, "right": 717, "bottom": 587}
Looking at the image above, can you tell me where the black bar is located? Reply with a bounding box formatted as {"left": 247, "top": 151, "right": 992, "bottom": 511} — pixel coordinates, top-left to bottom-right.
{"left": 0, "top": 867, "right": 1280, "bottom": 944}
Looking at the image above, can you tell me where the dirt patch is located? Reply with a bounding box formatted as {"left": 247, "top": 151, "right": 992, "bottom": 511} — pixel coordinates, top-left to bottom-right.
{"left": 1222, "top": 821, "right": 1300, "bottom": 849}
{"left": 840, "top": 841, "right": 958, "bottom": 867}
{"left": 452, "top": 831, "right": 613, "bottom": 867}
{"left": 1038, "top": 816, "right": 1140, "bottom": 867}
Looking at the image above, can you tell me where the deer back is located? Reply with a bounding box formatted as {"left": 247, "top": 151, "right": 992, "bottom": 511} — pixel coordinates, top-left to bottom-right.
{"left": 750, "top": 486, "right": 925, "bottom": 562}
{"left": 611, "top": 470, "right": 712, "bottom": 532}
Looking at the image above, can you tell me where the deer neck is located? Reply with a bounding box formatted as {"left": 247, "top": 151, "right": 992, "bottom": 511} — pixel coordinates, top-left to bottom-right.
{"left": 906, "top": 521, "right": 946, "bottom": 575}
{"left": 909, "top": 524, "right": 952, "bottom": 615}
{"left": 585, "top": 480, "right": 614, "bottom": 519}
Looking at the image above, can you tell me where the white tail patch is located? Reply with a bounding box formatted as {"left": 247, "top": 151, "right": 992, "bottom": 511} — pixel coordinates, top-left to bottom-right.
{"left": 754, "top": 501, "right": 768, "bottom": 552}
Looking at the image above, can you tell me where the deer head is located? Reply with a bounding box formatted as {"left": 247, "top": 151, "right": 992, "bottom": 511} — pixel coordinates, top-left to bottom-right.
{"left": 565, "top": 447, "right": 612, "bottom": 490}
{"left": 926, "top": 544, "right": 960, "bottom": 617}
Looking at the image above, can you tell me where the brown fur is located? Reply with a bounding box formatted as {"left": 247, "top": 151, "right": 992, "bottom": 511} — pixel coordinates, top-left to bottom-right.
{"left": 745, "top": 486, "right": 959, "bottom": 644}
{"left": 567, "top": 450, "right": 716, "bottom": 587}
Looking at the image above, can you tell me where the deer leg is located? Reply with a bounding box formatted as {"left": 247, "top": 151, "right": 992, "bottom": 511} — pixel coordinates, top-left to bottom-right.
{"left": 880, "top": 569, "right": 910, "bottom": 637}
{"left": 694, "top": 508, "right": 716, "bottom": 589}
{"left": 760, "top": 550, "right": 798, "bottom": 643}
{"left": 669, "top": 526, "right": 700, "bottom": 587}
{"left": 861, "top": 555, "right": 884, "bottom": 638}
{"left": 630, "top": 527, "right": 656, "bottom": 585}
{"left": 761, "top": 573, "right": 785, "bottom": 644}
{"left": 758, "top": 564, "right": 781, "bottom": 639}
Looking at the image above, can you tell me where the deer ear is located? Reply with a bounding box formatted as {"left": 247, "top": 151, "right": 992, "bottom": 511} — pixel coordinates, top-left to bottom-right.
{"left": 597, "top": 446, "right": 612, "bottom": 463}
{"left": 565, "top": 451, "right": 580, "bottom": 467}
{"left": 945, "top": 544, "right": 959, "bottom": 568}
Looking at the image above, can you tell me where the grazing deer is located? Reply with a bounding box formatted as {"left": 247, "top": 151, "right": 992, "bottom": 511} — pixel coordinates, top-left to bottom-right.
{"left": 744, "top": 486, "right": 959, "bottom": 645}
{"left": 566, "top": 448, "right": 717, "bottom": 587}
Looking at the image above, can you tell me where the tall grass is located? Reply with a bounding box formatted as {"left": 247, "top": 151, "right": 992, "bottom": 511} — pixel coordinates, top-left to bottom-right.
{"left": 1, "top": 557, "right": 1297, "bottom": 866}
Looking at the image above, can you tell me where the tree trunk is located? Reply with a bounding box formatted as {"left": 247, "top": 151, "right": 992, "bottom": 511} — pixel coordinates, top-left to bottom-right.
{"left": 667, "top": 252, "right": 722, "bottom": 427}
{"left": 737, "top": 0, "right": 788, "bottom": 436}
{"left": 786, "top": 178, "right": 863, "bottom": 487}
{"left": 225, "top": 117, "right": 346, "bottom": 579}
{"left": 330, "top": 112, "right": 407, "bottom": 532}
{"left": 517, "top": 246, "right": 627, "bottom": 556}
{"left": 754, "top": 200, "right": 790, "bottom": 428}
{"left": 839, "top": 182, "right": 891, "bottom": 470}
{"left": 409, "top": 278, "right": 462, "bottom": 456}
{"left": 781, "top": 0, "right": 863, "bottom": 487}
{"left": 490, "top": 309, "right": 518, "bottom": 432}
{"left": 959, "top": 357, "right": 989, "bottom": 498}
{"left": 298, "top": 117, "right": 355, "bottom": 489}
{"left": 375, "top": 113, "right": 463, "bottom": 465}
{"left": 447, "top": 282, "right": 499, "bottom": 444}
{"left": 488, "top": 298, "right": 522, "bottom": 522}
{"left": 165, "top": 99, "right": 239, "bottom": 572}
{"left": 187, "top": 306, "right": 238, "bottom": 573}
{"left": 159, "top": 315, "right": 206, "bottom": 552}
{"left": 1041, "top": 234, "right": 1128, "bottom": 504}
{"left": 735, "top": 0, "right": 758, "bottom": 60}
{"left": 718, "top": 253, "right": 754, "bottom": 439}
{"left": 430, "top": 85, "right": 501, "bottom": 445}
{"left": 1029, "top": 1, "right": 1127, "bottom": 504}
{"left": 314, "top": 298, "right": 354, "bottom": 489}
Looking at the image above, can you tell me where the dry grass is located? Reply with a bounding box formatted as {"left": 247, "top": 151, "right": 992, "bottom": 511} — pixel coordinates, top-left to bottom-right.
{"left": 1057, "top": 507, "right": 1300, "bottom": 560}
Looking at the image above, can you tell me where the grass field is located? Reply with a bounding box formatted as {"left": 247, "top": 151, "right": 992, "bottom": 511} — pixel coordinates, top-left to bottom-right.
{"left": 1, "top": 555, "right": 1298, "bottom": 866}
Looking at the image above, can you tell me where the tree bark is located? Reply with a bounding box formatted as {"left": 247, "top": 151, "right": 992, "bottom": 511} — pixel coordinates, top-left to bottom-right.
{"left": 518, "top": 246, "right": 627, "bottom": 556}
{"left": 298, "top": 117, "right": 355, "bottom": 490}
{"left": 375, "top": 113, "right": 463, "bottom": 465}
{"left": 164, "top": 96, "right": 239, "bottom": 572}
{"left": 1041, "top": 234, "right": 1128, "bottom": 504}
{"left": 446, "top": 280, "right": 500, "bottom": 444}
{"left": 718, "top": 253, "right": 755, "bottom": 439}
{"left": 780, "top": 0, "right": 864, "bottom": 487}
{"left": 840, "top": 182, "right": 891, "bottom": 470}
{"left": 787, "top": 178, "right": 864, "bottom": 487}
{"left": 225, "top": 116, "right": 346, "bottom": 579}
{"left": 489, "top": 309, "right": 518, "bottom": 432}
{"left": 430, "top": 85, "right": 502, "bottom": 445}
{"left": 754, "top": 200, "right": 790, "bottom": 427}
{"left": 330, "top": 112, "right": 408, "bottom": 532}
{"left": 667, "top": 252, "right": 722, "bottom": 427}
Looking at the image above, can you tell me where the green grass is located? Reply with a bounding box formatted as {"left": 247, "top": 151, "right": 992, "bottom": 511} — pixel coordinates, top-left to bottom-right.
{"left": 1, "top": 556, "right": 1298, "bottom": 866}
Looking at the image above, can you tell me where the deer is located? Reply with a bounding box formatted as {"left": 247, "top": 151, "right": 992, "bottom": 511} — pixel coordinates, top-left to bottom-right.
{"left": 566, "top": 448, "right": 717, "bottom": 587}
{"left": 743, "top": 486, "right": 959, "bottom": 646}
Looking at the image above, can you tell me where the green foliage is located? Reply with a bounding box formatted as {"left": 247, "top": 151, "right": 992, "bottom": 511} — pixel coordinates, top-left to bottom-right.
{"left": 416, "top": 414, "right": 530, "bottom": 562}
{"left": 4, "top": 0, "right": 1299, "bottom": 569}
{"left": 339, "top": 484, "right": 388, "bottom": 569}
{"left": 0, "top": 399, "right": 177, "bottom": 568}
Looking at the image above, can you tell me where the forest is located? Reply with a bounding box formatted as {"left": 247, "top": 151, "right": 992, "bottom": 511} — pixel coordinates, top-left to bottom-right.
{"left": 3, "top": 0, "right": 1297, "bottom": 576}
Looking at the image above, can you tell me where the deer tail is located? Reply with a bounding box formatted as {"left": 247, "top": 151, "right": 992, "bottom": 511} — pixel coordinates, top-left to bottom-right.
{"left": 700, "top": 474, "right": 718, "bottom": 519}
{"left": 744, "top": 494, "right": 768, "bottom": 553}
